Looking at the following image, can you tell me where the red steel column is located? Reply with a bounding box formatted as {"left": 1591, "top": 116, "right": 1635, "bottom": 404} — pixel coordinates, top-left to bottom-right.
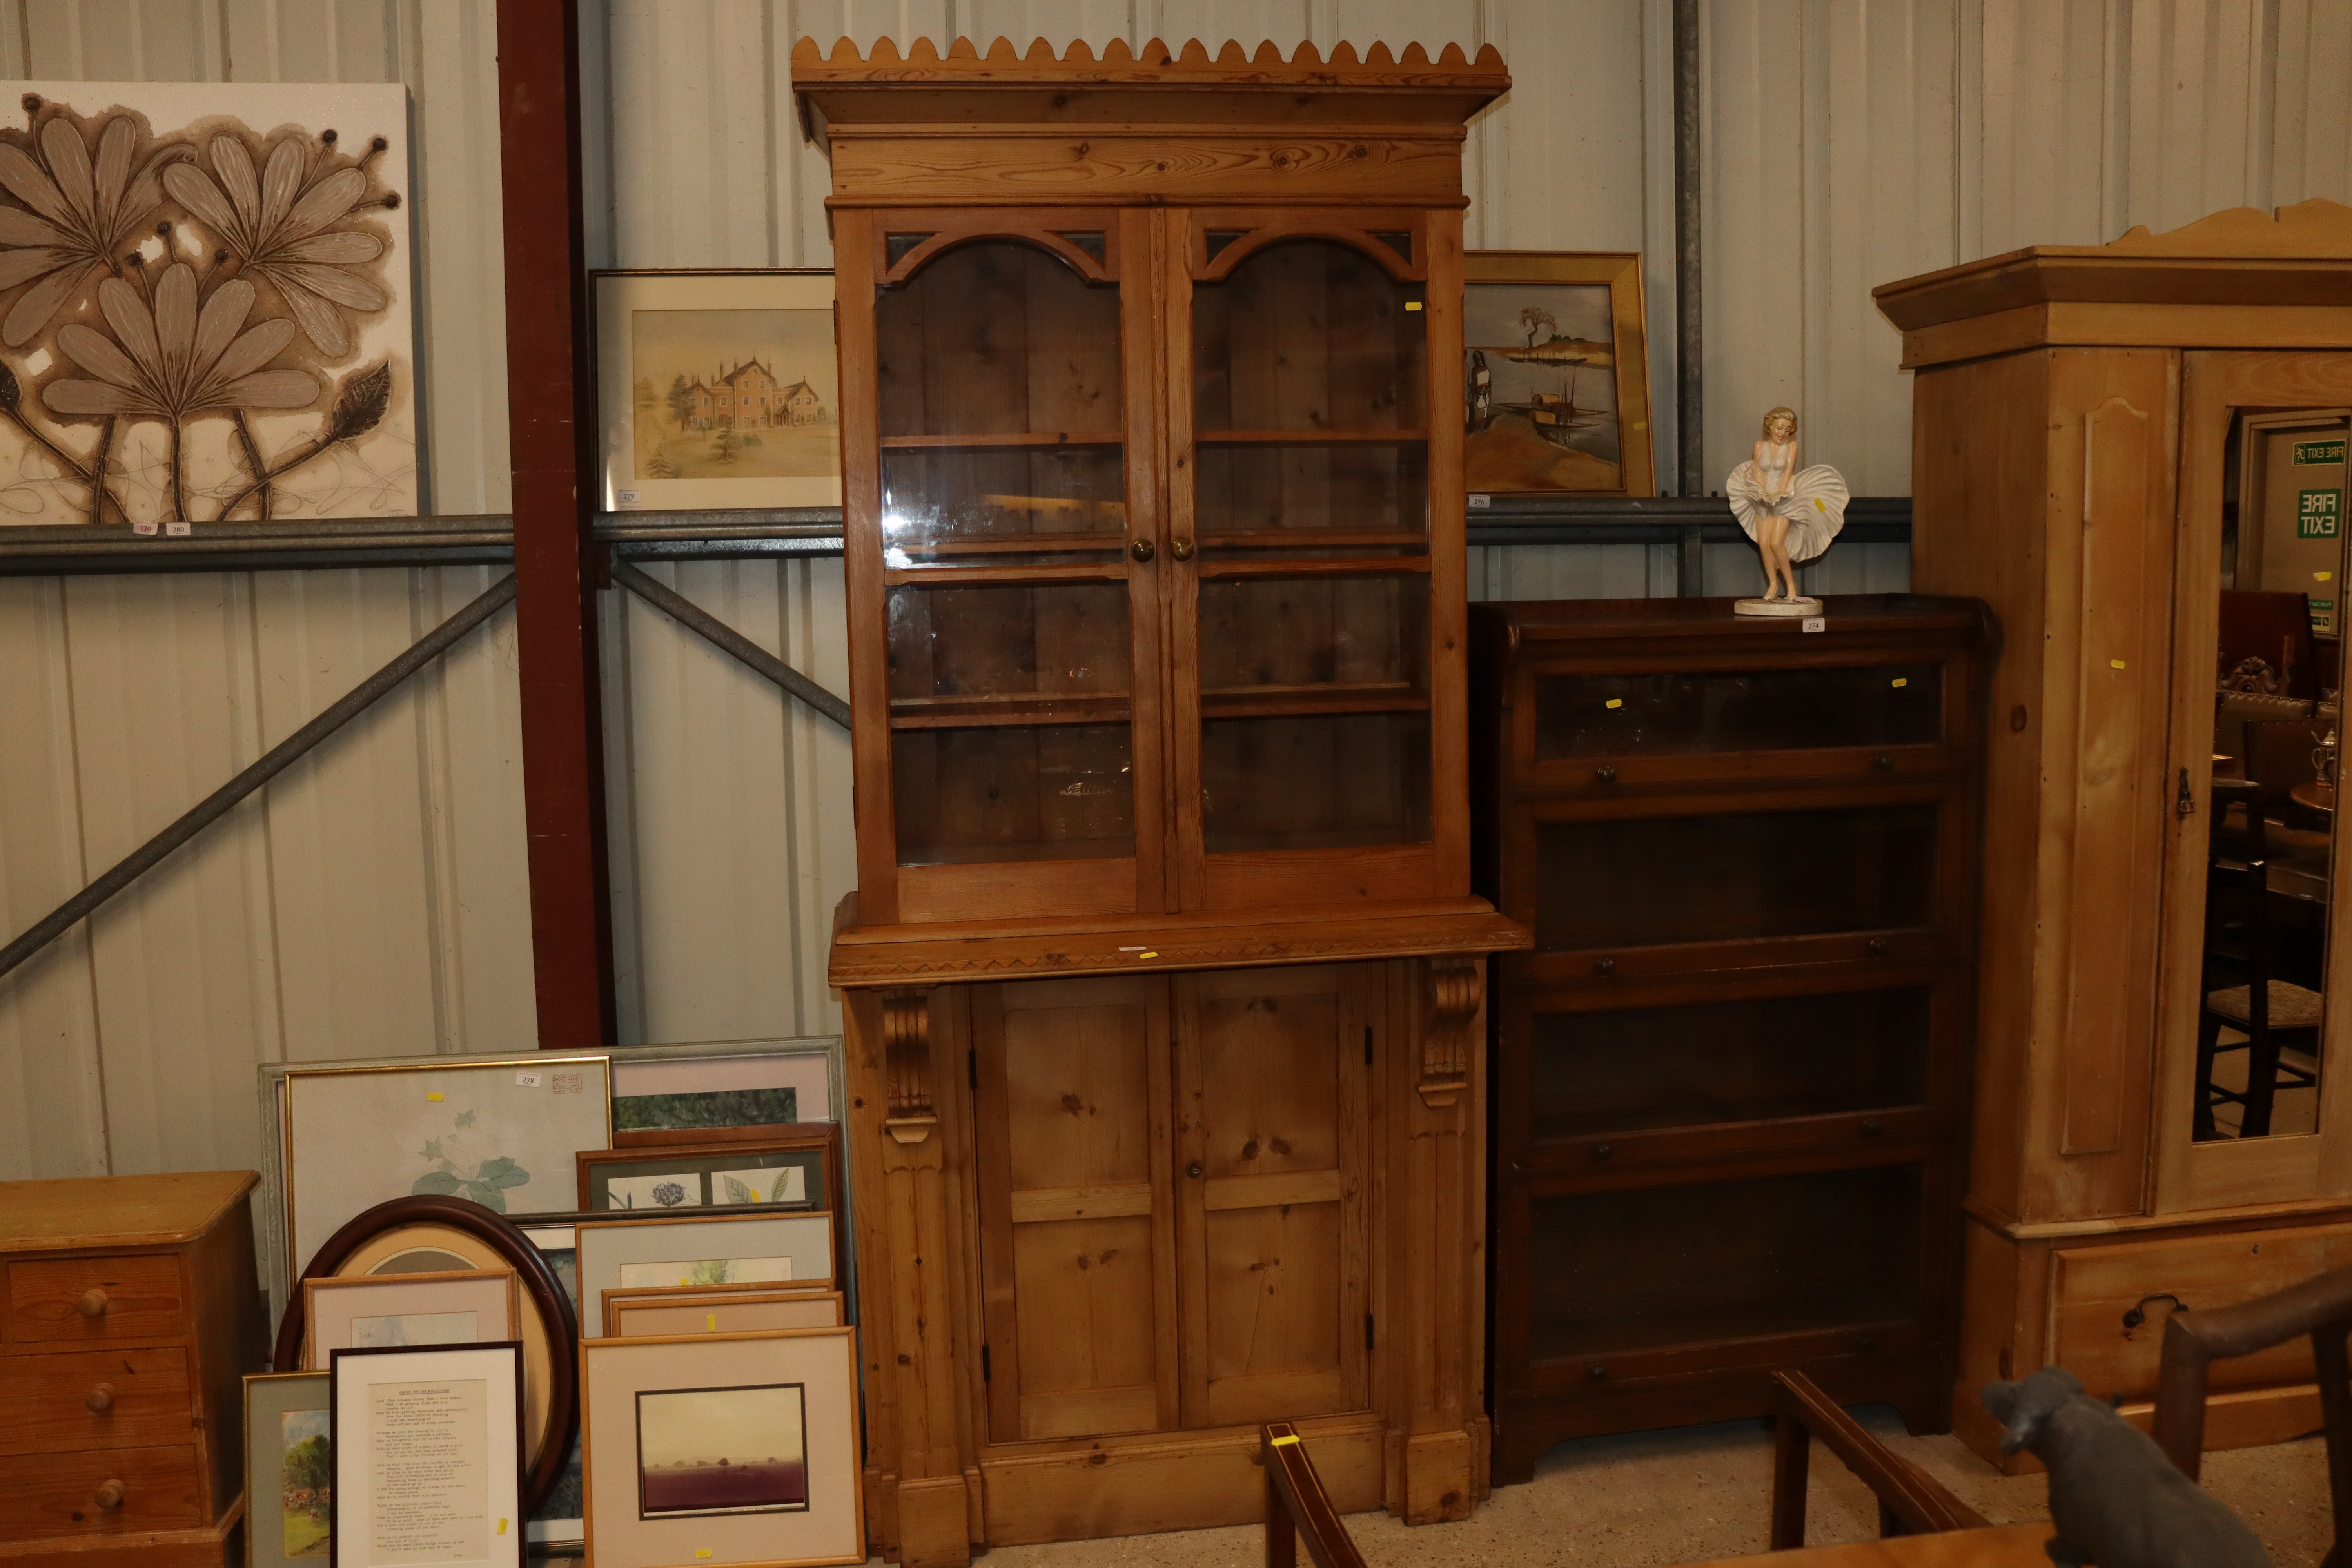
{"left": 496, "top": 0, "right": 617, "bottom": 1047}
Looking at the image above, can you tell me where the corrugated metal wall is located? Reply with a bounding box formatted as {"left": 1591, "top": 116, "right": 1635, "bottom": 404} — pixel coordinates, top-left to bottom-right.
{"left": 4, "top": 0, "right": 2350, "bottom": 1183}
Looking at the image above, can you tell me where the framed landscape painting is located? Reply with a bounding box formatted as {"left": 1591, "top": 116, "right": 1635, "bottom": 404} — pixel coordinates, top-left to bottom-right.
{"left": 593, "top": 270, "right": 840, "bottom": 513}
{"left": 1463, "top": 251, "right": 1655, "bottom": 497}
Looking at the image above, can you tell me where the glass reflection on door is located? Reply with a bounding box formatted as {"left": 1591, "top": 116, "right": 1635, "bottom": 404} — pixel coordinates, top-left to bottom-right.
{"left": 2197, "top": 409, "right": 2348, "bottom": 1139}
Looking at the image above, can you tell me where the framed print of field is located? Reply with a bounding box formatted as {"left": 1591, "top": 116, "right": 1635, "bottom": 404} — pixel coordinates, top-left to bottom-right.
{"left": 1463, "top": 252, "right": 1655, "bottom": 497}
{"left": 278, "top": 1055, "right": 613, "bottom": 1291}
{"left": 302, "top": 1268, "right": 519, "bottom": 1368}
{"left": 593, "top": 270, "right": 840, "bottom": 513}
{"left": 245, "top": 1371, "right": 331, "bottom": 1568}
{"left": 330, "top": 1342, "right": 525, "bottom": 1568}
{"left": 580, "top": 1329, "right": 863, "bottom": 1568}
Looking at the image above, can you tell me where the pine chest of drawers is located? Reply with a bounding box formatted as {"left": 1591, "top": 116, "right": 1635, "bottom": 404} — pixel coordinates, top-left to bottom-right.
{"left": 0, "top": 1172, "right": 266, "bottom": 1568}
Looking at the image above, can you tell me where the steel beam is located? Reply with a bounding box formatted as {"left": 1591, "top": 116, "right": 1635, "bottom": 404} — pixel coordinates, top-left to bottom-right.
{"left": 614, "top": 562, "right": 852, "bottom": 730}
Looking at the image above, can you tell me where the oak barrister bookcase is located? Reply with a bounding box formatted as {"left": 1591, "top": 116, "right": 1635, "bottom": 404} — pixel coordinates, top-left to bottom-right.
{"left": 1875, "top": 199, "right": 2352, "bottom": 1469}
{"left": 792, "top": 36, "right": 1528, "bottom": 1564}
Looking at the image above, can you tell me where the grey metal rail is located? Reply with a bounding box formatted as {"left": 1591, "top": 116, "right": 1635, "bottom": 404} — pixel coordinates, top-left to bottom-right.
{"left": 612, "top": 560, "right": 852, "bottom": 728}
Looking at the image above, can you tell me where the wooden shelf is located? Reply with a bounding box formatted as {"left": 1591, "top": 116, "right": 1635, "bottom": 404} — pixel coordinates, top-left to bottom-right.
{"left": 1194, "top": 429, "right": 1427, "bottom": 445}
{"left": 885, "top": 534, "right": 1125, "bottom": 556}
{"left": 888, "top": 691, "right": 1132, "bottom": 729}
{"left": 884, "top": 561, "right": 1129, "bottom": 586}
{"left": 880, "top": 432, "right": 1122, "bottom": 449}
{"left": 1200, "top": 684, "right": 1429, "bottom": 719}
{"left": 1196, "top": 555, "right": 1431, "bottom": 579}
{"left": 1197, "top": 530, "right": 1427, "bottom": 549}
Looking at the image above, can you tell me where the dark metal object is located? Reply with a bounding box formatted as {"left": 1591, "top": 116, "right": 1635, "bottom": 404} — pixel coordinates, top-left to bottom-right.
{"left": 1770, "top": 1369, "right": 1986, "bottom": 1551}
{"left": 0, "top": 575, "right": 516, "bottom": 988}
{"left": 1986, "top": 1367, "right": 2272, "bottom": 1568}
{"left": 498, "top": 0, "right": 616, "bottom": 1050}
{"left": 1672, "top": 0, "right": 1703, "bottom": 506}
{"left": 613, "top": 561, "right": 852, "bottom": 730}
{"left": 274, "top": 1192, "right": 579, "bottom": 1518}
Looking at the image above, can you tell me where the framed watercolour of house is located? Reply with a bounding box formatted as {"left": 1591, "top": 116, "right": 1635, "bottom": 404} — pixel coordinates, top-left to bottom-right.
{"left": 1463, "top": 251, "right": 1655, "bottom": 496}
{"left": 592, "top": 270, "right": 841, "bottom": 513}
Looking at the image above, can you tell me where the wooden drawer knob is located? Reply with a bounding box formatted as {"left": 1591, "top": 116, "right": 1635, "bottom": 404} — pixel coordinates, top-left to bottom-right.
{"left": 94, "top": 1480, "right": 125, "bottom": 1511}
{"left": 85, "top": 1383, "right": 116, "bottom": 1414}
{"left": 76, "top": 1287, "right": 110, "bottom": 1318}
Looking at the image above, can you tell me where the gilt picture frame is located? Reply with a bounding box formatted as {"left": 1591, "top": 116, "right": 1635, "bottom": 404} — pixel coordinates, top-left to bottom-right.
{"left": 1463, "top": 251, "right": 1655, "bottom": 497}
{"left": 592, "top": 269, "right": 840, "bottom": 514}
{"left": 575, "top": 1211, "right": 837, "bottom": 1328}
{"left": 301, "top": 1268, "right": 519, "bottom": 1368}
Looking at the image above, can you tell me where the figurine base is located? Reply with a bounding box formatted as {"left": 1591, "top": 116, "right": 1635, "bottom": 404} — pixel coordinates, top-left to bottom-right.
{"left": 1733, "top": 595, "right": 1821, "bottom": 618}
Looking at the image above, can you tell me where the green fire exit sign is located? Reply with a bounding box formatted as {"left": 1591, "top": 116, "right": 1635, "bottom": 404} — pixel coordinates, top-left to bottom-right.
{"left": 2296, "top": 438, "right": 2348, "bottom": 465}
{"left": 2300, "top": 488, "right": 2343, "bottom": 537}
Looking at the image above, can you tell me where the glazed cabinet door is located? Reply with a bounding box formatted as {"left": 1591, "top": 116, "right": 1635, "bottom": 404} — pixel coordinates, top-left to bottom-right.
{"left": 1172, "top": 964, "right": 1374, "bottom": 1427}
{"left": 842, "top": 210, "right": 1168, "bottom": 923}
{"left": 971, "top": 975, "right": 1181, "bottom": 1443}
{"left": 1165, "top": 210, "right": 1466, "bottom": 910}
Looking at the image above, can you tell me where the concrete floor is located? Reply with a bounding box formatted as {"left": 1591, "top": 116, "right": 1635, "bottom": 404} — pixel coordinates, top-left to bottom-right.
{"left": 913, "top": 1412, "right": 2336, "bottom": 1567}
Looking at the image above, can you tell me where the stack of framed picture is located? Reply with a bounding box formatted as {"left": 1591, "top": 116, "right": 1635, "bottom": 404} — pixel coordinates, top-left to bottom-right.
{"left": 250, "top": 1037, "right": 852, "bottom": 1557}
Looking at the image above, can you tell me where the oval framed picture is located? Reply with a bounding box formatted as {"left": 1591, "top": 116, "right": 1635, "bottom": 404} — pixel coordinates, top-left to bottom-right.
{"left": 275, "top": 1194, "right": 579, "bottom": 1514}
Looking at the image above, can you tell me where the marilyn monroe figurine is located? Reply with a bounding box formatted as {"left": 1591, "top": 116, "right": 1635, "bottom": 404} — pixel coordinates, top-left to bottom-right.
{"left": 1727, "top": 407, "right": 1849, "bottom": 613}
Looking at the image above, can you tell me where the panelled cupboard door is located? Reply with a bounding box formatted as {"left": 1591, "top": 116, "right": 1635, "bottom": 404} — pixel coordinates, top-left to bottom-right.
{"left": 972, "top": 975, "right": 1180, "bottom": 1443}
{"left": 970, "top": 966, "right": 1375, "bottom": 1444}
{"left": 1174, "top": 965, "right": 1374, "bottom": 1428}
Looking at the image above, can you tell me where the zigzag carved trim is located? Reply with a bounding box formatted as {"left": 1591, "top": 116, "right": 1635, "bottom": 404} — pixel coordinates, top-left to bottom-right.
{"left": 791, "top": 34, "right": 1508, "bottom": 82}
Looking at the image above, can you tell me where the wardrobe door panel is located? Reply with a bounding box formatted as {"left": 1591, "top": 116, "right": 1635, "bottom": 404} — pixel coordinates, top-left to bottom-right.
{"left": 974, "top": 975, "right": 1178, "bottom": 1441}
{"left": 1174, "top": 964, "right": 1371, "bottom": 1427}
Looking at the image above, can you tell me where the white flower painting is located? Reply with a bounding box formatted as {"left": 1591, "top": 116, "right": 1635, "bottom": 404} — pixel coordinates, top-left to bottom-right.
{"left": 0, "top": 82, "right": 415, "bottom": 531}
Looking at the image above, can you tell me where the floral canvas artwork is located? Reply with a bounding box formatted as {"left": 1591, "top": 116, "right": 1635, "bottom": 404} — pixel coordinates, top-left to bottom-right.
{"left": 0, "top": 83, "right": 415, "bottom": 530}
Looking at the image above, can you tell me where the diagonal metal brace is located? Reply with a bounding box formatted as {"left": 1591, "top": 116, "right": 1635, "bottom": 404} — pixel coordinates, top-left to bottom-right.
{"left": 0, "top": 573, "right": 519, "bottom": 987}
{"left": 613, "top": 560, "right": 851, "bottom": 729}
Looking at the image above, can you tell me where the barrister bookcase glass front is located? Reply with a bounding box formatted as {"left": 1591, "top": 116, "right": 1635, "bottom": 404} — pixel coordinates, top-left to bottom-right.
{"left": 798, "top": 38, "right": 1526, "bottom": 1566}
{"left": 1471, "top": 597, "right": 1985, "bottom": 1482}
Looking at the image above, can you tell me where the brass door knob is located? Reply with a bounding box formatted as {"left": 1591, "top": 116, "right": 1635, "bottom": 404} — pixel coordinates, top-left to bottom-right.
{"left": 86, "top": 1383, "right": 116, "bottom": 1414}
{"left": 76, "top": 1288, "right": 109, "bottom": 1319}
{"left": 1186, "top": 1161, "right": 1203, "bottom": 1178}
{"left": 1130, "top": 537, "right": 1155, "bottom": 562}
{"left": 1170, "top": 539, "right": 1195, "bottom": 561}
{"left": 94, "top": 1481, "right": 125, "bottom": 1511}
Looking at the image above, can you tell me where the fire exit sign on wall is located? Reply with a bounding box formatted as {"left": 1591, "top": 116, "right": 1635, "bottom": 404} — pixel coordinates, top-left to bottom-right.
{"left": 2295, "top": 438, "right": 2348, "bottom": 465}
{"left": 2299, "top": 488, "right": 2343, "bottom": 537}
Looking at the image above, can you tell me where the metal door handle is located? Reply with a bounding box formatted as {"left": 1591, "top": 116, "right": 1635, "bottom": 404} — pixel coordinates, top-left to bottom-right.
{"left": 1171, "top": 539, "right": 1195, "bottom": 561}
{"left": 1131, "top": 537, "right": 1155, "bottom": 562}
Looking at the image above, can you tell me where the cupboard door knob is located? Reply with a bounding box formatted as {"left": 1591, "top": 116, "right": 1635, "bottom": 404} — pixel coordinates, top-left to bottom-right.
{"left": 1860, "top": 1118, "right": 1883, "bottom": 1137}
{"left": 94, "top": 1481, "right": 124, "bottom": 1511}
{"left": 1593, "top": 957, "right": 1615, "bottom": 976}
{"left": 76, "top": 1288, "right": 109, "bottom": 1318}
{"left": 1867, "top": 938, "right": 1889, "bottom": 957}
{"left": 1130, "top": 537, "right": 1155, "bottom": 562}
{"left": 1595, "top": 766, "right": 1617, "bottom": 784}
{"left": 1873, "top": 753, "right": 1894, "bottom": 771}
{"left": 86, "top": 1383, "right": 116, "bottom": 1414}
{"left": 1588, "top": 1364, "right": 1608, "bottom": 1381}
{"left": 1186, "top": 1161, "right": 1203, "bottom": 1178}
{"left": 1171, "top": 539, "right": 1195, "bottom": 561}
{"left": 1592, "top": 1143, "right": 1613, "bottom": 1161}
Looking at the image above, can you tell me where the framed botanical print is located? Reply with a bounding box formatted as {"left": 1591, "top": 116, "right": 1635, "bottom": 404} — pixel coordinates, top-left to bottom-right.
{"left": 580, "top": 1329, "right": 863, "bottom": 1567}
{"left": 575, "top": 1212, "right": 837, "bottom": 1327}
{"left": 593, "top": 270, "right": 841, "bottom": 514}
{"left": 577, "top": 1124, "right": 838, "bottom": 1216}
{"left": 1463, "top": 251, "right": 1655, "bottom": 497}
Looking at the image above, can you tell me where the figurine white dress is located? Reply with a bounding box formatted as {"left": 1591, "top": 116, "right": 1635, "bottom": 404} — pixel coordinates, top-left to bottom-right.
{"left": 1727, "top": 407, "right": 1849, "bottom": 614}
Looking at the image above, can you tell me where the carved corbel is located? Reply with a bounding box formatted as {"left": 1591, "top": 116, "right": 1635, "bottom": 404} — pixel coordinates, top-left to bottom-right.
{"left": 881, "top": 989, "right": 938, "bottom": 1144}
{"left": 1419, "top": 957, "right": 1481, "bottom": 1108}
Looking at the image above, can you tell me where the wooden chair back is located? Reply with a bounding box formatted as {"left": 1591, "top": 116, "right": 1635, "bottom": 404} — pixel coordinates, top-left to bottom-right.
{"left": 2155, "top": 1262, "right": 2352, "bottom": 1568}
{"left": 1261, "top": 1421, "right": 1368, "bottom": 1568}
{"left": 1769, "top": 1370, "right": 1987, "bottom": 1550}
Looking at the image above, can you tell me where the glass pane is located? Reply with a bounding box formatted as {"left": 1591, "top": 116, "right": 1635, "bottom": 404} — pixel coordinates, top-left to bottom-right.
{"left": 1201, "top": 713, "right": 1431, "bottom": 852}
{"left": 2195, "top": 411, "right": 2345, "bottom": 1141}
{"left": 1534, "top": 664, "right": 1943, "bottom": 758}
{"left": 887, "top": 583, "right": 1131, "bottom": 711}
{"left": 1198, "top": 575, "right": 1428, "bottom": 705}
{"left": 1193, "top": 240, "right": 1425, "bottom": 434}
{"left": 1532, "top": 988, "right": 1931, "bottom": 1141}
{"left": 1528, "top": 1165, "right": 1922, "bottom": 1361}
{"left": 1535, "top": 806, "right": 1938, "bottom": 949}
{"left": 877, "top": 241, "right": 1122, "bottom": 438}
{"left": 893, "top": 724, "right": 1133, "bottom": 866}
{"left": 1194, "top": 442, "right": 1428, "bottom": 540}
{"left": 881, "top": 446, "right": 1125, "bottom": 561}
